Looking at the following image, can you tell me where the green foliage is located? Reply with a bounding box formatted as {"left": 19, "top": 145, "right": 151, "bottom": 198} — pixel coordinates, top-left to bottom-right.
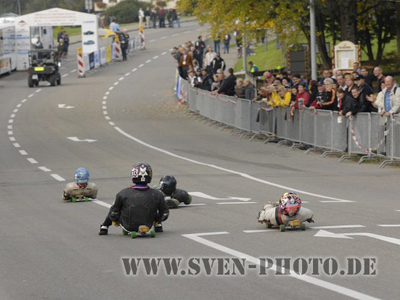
{"left": 103, "top": 0, "right": 147, "bottom": 24}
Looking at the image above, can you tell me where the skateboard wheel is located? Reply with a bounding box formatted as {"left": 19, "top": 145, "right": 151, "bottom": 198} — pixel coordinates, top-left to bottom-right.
{"left": 150, "top": 231, "right": 156, "bottom": 238}
{"left": 300, "top": 223, "right": 306, "bottom": 231}
{"left": 280, "top": 225, "right": 286, "bottom": 232}
{"left": 122, "top": 229, "right": 128, "bottom": 236}
{"left": 267, "top": 223, "right": 273, "bottom": 228}
{"left": 71, "top": 198, "right": 77, "bottom": 203}
{"left": 84, "top": 197, "right": 89, "bottom": 202}
{"left": 131, "top": 232, "right": 137, "bottom": 239}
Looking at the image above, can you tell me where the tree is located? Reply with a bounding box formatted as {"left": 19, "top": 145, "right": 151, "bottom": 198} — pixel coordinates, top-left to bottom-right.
{"left": 103, "top": 0, "right": 147, "bottom": 24}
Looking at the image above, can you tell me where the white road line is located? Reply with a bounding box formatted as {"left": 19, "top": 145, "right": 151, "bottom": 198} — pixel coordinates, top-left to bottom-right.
{"left": 51, "top": 174, "right": 66, "bottom": 181}
{"left": 109, "top": 122, "right": 115, "bottom": 126}
{"left": 28, "top": 94, "right": 34, "bottom": 98}
{"left": 62, "top": 74, "right": 69, "bottom": 78}
{"left": 105, "top": 116, "right": 111, "bottom": 120}
{"left": 149, "top": 39, "right": 156, "bottom": 43}
{"left": 70, "top": 69, "right": 77, "bottom": 73}
{"left": 9, "top": 137, "right": 16, "bottom": 141}
{"left": 8, "top": 119, "right": 14, "bottom": 123}
{"left": 17, "top": 104, "right": 22, "bottom": 108}
{"left": 8, "top": 131, "right": 13, "bottom": 135}
{"left": 8, "top": 125, "right": 12, "bottom": 129}
{"left": 27, "top": 158, "right": 38, "bottom": 164}
{"left": 106, "top": 91, "right": 110, "bottom": 95}
{"left": 35, "top": 88, "right": 42, "bottom": 93}
{"left": 38, "top": 166, "right": 51, "bottom": 172}
{"left": 139, "top": 64, "right": 144, "bottom": 68}
{"left": 183, "top": 232, "right": 380, "bottom": 300}
{"left": 102, "top": 101, "right": 107, "bottom": 104}
{"left": 132, "top": 68, "right": 137, "bottom": 72}
{"left": 113, "top": 127, "right": 354, "bottom": 203}
{"left": 377, "top": 224, "right": 400, "bottom": 227}
{"left": 13, "top": 143, "right": 20, "bottom": 148}
{"left": 10, "top": 114, "right": 15, "bottom": 118}
{"left": 22, "top": 99, "right": 27, "bottom": 103}
{"left": 119, "top": 77, "right": 125, "bottom": 81}
{"left": 146, "top": 60, "right": 151, "bottom": 63}
{"left": 243, "top": 229, "right": 273, "bottom": 233}
{"left": 310, "top": 225, "right": 366, "bottom": 229}
{"left": 103, "top": 111, "right": 108, "bottom": 115}
{"left": 109, "top": 87, "right": 114, "bottom": 91}
{"left": 125, "top": 72, "right": 131, "bottom": 76}
{"left": 217, "top": 202, "right": 258, "bottom": 205}
{"left": 160, "top": 36, "right": 167, "bottom": 40}
{"left": 13, "top": 109, "right": 18, "bottom": 113}
{"left": 92, "top": 199, "right": 111, "bottom": 208}
{"left": 184, "top": 31, "right": 191, "bottom": 34}
{"left": 19, "top": 150, "right": 28, "bottom": 155}
{"left": 396, "top": 210, "right": 400, "bottom": 212}
{"left": 102, "top": 106, "right": 107, "bottom": 109}
{"left": 169, "top": 48, "right": 173, "bottom": 51}
{"left": 114, "top": 82, "right": 119, "bottom": 86}
{"left": 181, "top": 203, "right": 206, "bottom": 207}
{"left": 161, "top": 52, "right": 167, "bottom": 55}
{"left": 153, "top": 56, "right": 159, "bottom": 59}
{"left": 172, "top": 33, "right": 179, "bottom": 37}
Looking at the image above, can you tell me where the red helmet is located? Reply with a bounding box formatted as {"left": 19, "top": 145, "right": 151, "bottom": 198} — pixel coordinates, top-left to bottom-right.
{"left": 280, "top": 192, "right": 302, "bottom": 216}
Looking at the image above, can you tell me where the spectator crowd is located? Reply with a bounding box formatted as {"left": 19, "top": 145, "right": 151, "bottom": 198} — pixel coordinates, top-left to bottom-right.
{"left": 172, "top": 37, "right": 400, "bottom": 120}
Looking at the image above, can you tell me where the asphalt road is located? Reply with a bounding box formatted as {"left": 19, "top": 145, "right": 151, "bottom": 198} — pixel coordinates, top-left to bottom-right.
{"left": 0, "top": 21, "right": 399, "bottom": 300}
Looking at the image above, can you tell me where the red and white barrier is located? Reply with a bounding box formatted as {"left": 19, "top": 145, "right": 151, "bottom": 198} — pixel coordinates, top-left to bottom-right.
{"left": 77, "top": 48, "right": 85, "bottom": 78}
{"left": 114, "top": 37, "right": 122, "bottom": 61}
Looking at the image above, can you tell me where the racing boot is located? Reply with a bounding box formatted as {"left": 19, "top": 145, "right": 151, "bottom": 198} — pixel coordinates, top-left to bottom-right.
{"left": 165, "top": 196, "right": 180, "bottom": 209}
{"left": 154, "top": 222, "right": 163, "bottom": 233}
{"left": 99, "top": 224, "right": 108, "bottom": 235}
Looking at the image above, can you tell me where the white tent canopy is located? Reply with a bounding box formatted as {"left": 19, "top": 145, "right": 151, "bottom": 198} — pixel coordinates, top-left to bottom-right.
{"left": 14, "top": 8, "right": 99, "bottom": 70}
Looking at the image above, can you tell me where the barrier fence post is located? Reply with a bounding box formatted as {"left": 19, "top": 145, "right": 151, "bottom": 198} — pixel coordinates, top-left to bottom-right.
{"left": 114, "top": 35, "right": 122, "bottom": 61}
{"left": 77, "top": 47, "right": 85, "bottom": 78}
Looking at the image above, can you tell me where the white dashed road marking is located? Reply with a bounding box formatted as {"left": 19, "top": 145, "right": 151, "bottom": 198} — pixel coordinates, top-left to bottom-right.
{"left": 9, "top": 137, "right": 16, "bottom": 142}
{"left": 19, "top": 150, "right": 28, "bottom": 155}
{"left": 153, "top": 56, "right": 159, "bottom": 59}
{"left": 36, "top": 89, "right": 42, "bottom": 93}
{"left": 13, "top": 143, "right": 20, "bottom": 148}
{"left": 146, "top": 60, "right": 151, "bottom": 63}
{"left": 139, "top": 64, "right": 144, "bottom": 68}
{"left": 161, "top": 52, "right": 167, "bottom": 55}
{"left": 39, "top": 166, "right": 51, "bottom": 172}
{"left": 51, "top": 174, "right": 66, "bottom": 181}
{"left": 27, "top": 158, "right": 38, "bottom": 164}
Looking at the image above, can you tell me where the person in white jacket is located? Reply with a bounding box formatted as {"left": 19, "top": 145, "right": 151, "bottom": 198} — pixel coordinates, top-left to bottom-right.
{"left": 257, "top": 192, "right": 314, "bottom": 229}
{"left": 367, "top": 76, "right": 400, "bottom": 117}
{"left": 138, "top": 8, "right": 145, "bottom": 28}
{"left": 204, "top": 45, "right": 217, "bottom": 73}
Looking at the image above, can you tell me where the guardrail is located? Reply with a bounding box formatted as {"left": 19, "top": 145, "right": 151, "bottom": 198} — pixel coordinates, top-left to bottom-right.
{"left": 179, "top": 77, "right": 400, "bottom": 168}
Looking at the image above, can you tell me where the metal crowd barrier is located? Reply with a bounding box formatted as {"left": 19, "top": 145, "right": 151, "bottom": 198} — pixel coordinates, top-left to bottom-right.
{"left": 183, "top": 78, "right": 400, "bottom": 168}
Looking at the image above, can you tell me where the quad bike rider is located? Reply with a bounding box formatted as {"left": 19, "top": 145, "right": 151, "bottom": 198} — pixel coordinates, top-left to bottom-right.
{"left": 63, "top": 167, "right": 98, "bottom": 202}
{"left": 257, "top": 192, "right": 314, "bottom": 231}
{"left": 99, "top": 163, "right": 169, "bottom": 235}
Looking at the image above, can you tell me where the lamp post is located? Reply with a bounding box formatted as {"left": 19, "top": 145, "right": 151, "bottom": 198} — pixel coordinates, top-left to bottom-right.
{"left": 310, "top": 0, "right": 317, "bottom": 80}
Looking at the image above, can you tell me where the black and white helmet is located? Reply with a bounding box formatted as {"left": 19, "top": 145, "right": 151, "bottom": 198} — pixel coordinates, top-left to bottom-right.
{"left": 131, "top": 163, "right": 152, "bottom": 184}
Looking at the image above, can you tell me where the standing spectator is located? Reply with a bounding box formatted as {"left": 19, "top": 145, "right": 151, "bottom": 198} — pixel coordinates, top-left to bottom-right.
{"left": 191, "top": 46, "right": 202, "bottom": 69}
{"left": 138, "top": 8, "right": 145, "bottom": 28}
{"left": 120, "top": 29, "right": 130, "bottom": 61}
{"left": 109, "top": 19, "right": 116, "bottom": 31}
{"left": 151, "top": 8, "right": 157, "bottom": 28}
{"left": 63, "top": 31, "right": 70, "bottom": 57}
{"left": 110, "top": 19, "right": 119, "bottom": 32}
{"left": 367, "top": 76, "right": 400, "bottom": 117}
{"left": 173, "top": 9, "right": 181, "bottom": 28}
{"left": 223, "top": 34, "right": 231, "bottom": 54}
{"left": 204, "top": 45, "right": 217, "bottom": 74}
{"left": 211, "top": 72, "right": 223, "bottom": 92}
{"left": 248, "top": 61, "right": 258, "bottom": 75}
{"left": 235, "top": 78, "right": 245, "bottom": 98}
{"left": 195, "top": 36, "right": 206, "bottom": 68}
{"left": 213, "top": 35, "right": 221, "bottom": 54}
{"left": 216, "top": 68, "right": 236, "bottom": 96}
{"left": 344, "top": 74, "right": 355, "bottom": 96}
{"left": 167, "top": 9, "right": 173, "bottom": 28}
{"left": 145, "top": 7, "right": 151, "bottom": 28}
{"left": 309, "top": 82, "right": 324, "bottom": 109}
{"left": 360, "top": 68, "right": 373, "bottom": 87}
{"left": 292, "top": 74, "right": 309, "bottom": 92}
{"left": 244, "top": 79, "right": 255, "bottom": 100}
{"left": 179, "top": 48, "right": 193, "bottom": 79}
{"left": 57, "top": 38, "right": 66, "bottom": 59}
{"left": 271, "top": 86, "right": 291, "bottom": 107}
{"left": 353, "top": 62, "right": 361, "bottom": 74}
{"left": 57, "top": 28, "right": 65, "bottom": 44}
{"left": 336, "top": 75, "right": 346, "bottom": 90}
{"left": 319, "top": 70, "right": 332, "bottom": 84}
{"left": 354, "top": 74, "right": 376, "bottom": 113}
{"left": 34, "top": 37, "right": 43, "bottom": 49}
{"left": 295, "top": 83, "right": 310, "bottom": 109}
{"left": 211, "top": 53, "right": 226, "bottom": 74}
{"left": 200, "top": 68, "right": 214, "bottom": 91}
{"left": 372, "top": 67, "right": 385, "bottom": 93}
{"left": 338, "top": 87, "right": 358, "bottom": 118}
{"left": 159, "top": 8, "right": 166, "bottom": 28}
{"left": 307, "top": 80, "right": 318, "bottom": 107}
{"left": 320, "top": 78, "right": 337, "bottom": 110}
